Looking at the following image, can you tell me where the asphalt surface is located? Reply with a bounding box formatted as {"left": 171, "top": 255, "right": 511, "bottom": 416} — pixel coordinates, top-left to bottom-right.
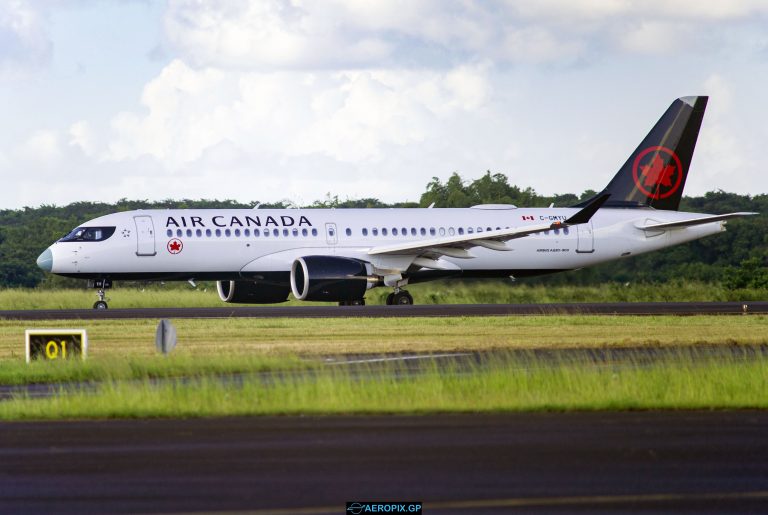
{"left": 1, "top": 412, "right": 767, "bottom": 514}
{"left": 1, "top": 301, "right": 768, "bottom": 319}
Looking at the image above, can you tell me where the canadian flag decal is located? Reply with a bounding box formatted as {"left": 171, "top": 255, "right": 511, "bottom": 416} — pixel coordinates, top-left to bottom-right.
{"left": 522, "top": 215, "right": 534, "bottom": 221}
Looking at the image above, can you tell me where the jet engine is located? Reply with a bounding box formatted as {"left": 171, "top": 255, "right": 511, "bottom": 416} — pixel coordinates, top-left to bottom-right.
{"left": 290, "top": 256, "right": 377, "bottom": 302}
{"left": 216, "top": 280, "right": 290, "bottom": 304}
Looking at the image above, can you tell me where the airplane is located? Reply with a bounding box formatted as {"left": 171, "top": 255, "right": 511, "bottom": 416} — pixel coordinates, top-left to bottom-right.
{"left": 36, "top": 96, "right": 756, "bottom": 309}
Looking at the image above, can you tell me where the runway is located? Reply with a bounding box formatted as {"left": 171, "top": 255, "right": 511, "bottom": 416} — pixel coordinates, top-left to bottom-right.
{"left": 1, "top": 412, "right": 767, "bottom": 514}
{"left": 2, "top": 301, "right": 768, "bottom": 320}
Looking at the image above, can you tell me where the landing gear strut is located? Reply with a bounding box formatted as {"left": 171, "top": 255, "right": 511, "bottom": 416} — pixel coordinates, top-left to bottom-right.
{"left": 89, "top": 279, "right": 112, "bottom": 310}
{"left": 386, "top": 289, "right": 413, "bottom": 305}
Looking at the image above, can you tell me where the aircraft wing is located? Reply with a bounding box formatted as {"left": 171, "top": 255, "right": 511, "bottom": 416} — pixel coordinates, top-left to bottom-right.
{"left": 368, "top": 194, "right": 610, "bottom": 258}
{"left": 636, "top": 212, "right": 758, "bottom": 231}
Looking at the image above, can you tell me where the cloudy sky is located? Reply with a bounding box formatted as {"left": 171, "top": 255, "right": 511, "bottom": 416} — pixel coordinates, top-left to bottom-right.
{"left": 2, "top": 0, "right": 768, "bottom": 209}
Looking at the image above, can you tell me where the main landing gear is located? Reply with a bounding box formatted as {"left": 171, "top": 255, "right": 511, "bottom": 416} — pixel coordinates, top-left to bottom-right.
{"left": 385, "top": 289, "right": 413, "bottom": 305}
{"left": 89, "top": 279, "right": 112, "bottom": 309}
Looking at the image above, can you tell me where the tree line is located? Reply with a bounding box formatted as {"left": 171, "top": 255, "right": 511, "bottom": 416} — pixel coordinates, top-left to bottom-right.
{"left": 1, "top": 172, "right": 766, "bottom": 289}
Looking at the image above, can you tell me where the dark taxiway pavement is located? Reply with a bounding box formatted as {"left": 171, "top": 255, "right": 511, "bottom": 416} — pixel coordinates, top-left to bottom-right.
{"left": 1, "top": 301, "right": 768, "bottom": 320}
{"left": 1, "top": 412, "right": 767, "bottom": 514}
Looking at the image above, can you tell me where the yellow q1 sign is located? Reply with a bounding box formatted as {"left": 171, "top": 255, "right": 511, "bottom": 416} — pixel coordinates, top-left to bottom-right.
{"left": 25, "top": 330, "right": 88, "bottom": 363}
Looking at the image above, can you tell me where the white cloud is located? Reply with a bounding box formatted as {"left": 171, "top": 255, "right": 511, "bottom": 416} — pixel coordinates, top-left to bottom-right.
{"left": 19, "top": 129, "right": 61, "bottom": 163}
{"left": 619, "top": 21, "right": 693, "bottom": 54}
{"left": 68, "top": 120, "right": 97, "bottom": 156}
{"left": 0, "top": 0, "right": 51, "bottom": 76}
{"left": 103, "top": 59, "right": 493, "bottom": 169}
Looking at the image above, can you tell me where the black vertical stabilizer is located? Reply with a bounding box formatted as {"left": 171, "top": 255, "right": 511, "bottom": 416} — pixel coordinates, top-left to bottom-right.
{"left": 575, "top": 96, "right": 708, "bottom": 211}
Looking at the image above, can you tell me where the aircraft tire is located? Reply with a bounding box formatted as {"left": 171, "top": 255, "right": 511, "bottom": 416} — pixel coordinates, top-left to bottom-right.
{"left": 93, "top": 301, "right": 108, "bottom": 310}
{"left": 393, "top": 291, "right": 413, "bottom": 305}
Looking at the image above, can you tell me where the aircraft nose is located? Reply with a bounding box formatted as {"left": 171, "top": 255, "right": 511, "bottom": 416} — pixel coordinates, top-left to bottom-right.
{"left": 36, "top": 248, "right": 53, "bottom": 272}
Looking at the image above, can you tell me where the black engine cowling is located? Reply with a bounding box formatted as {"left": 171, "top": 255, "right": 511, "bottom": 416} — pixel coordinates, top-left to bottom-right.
{"left": 216, "top": 280, "right": 290, "bottom": 304}
{"left": 290, "top": 256, "right": 376, "bottom": 302}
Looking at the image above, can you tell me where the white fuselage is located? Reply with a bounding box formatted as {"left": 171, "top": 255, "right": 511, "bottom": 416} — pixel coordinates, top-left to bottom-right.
{"left": 42, "top": 206, "right": 724, "bottom": 282}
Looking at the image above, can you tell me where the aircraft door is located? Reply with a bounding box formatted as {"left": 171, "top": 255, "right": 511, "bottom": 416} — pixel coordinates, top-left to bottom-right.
{"left": 576, "top": 221, "right": 594, "bottom": 253}
{"left": 325, "top": 223, "right": 338, "bottom": 246}
{"left": 134, "top": 216, "right": 157, "bottom": 256}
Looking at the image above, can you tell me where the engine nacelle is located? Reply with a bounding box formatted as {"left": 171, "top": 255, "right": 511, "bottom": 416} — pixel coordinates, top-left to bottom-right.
{"left": 216, "top": 280, "right": 290, "bottom": 304}
{"left": 290, "top": 256, "right": 377, "bottom": 302}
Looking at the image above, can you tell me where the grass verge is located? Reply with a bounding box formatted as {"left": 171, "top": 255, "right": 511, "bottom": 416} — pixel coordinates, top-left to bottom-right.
{"left": 2, "top": 353, "right": 766, "bottom": 419}
{"left": 1, "top": 280, "right": 766, "bottom": 309}
{"left": 2, "top": 315, "right": 767, "bottom": 363}
{"left": 0, "top": 354, "right": 308, "bottom": 386}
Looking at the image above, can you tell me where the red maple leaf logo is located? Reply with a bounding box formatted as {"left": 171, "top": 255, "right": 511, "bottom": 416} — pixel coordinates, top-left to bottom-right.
{"left": 639, "top": 154, "right": 676, "bottom": 188}
{"left": 167, "top": 239, "right": 183, "bottom": 254}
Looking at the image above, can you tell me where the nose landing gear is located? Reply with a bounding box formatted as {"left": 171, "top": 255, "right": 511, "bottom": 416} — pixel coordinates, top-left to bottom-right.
{"left": 89, "top": 279, "right": 112, "bottom": 309}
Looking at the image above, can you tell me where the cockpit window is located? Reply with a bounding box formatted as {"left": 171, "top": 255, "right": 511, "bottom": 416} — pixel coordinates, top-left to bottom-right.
{"left": 59, "top": 226, "right": 116, "bottom": 242}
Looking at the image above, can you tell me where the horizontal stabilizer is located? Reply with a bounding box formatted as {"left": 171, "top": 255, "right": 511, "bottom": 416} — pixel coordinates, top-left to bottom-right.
{"left": 636, "top": 212, "right": 758, "bottom": 231}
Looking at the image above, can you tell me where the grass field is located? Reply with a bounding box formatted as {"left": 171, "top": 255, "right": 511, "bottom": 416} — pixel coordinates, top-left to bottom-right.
{"left": 1, "top": 280, "right": 765, "bottom": 309}
{"left": 1, "top": 304, "right": 766, "bottom": 418}
{"left": 2, "top": 352, "right": 766, "bottom": 419}
{"left": 2, "top": 315, "right": 767, "bottom": 364}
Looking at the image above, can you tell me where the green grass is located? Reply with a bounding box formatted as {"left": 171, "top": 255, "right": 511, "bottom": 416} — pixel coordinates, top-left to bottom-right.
{"left": 0, "top": 354, "right": 309, "bottom": 386}
{"left": 2, "top": 353, "right": 766, "bottom": 419}
{"left": 2, "top": 315, "right": 767, "bottom": 363}
{"left": 1, "top": 280, "right": 765, "bottom": 309}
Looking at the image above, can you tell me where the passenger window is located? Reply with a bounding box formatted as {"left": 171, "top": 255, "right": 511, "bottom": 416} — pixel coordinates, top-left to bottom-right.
{"left": 293, "top": 228, "right": 299, "bottom": 237}
{"left": 402, "top": 227, "right": 407, "bottom": 236}
{"left": 468, "top": 227, "right": 474, "bottom": 234}
{"left": 273, "top": 229, "right": 279, "bottom": 237}
{"left": 263, "top": 229, "right": 269, "bottom": 237}
{"left": 362, "top": 228, "right": 368, "bottom": 236}
{"left": 254, "top": 228, "right": 260, "bottom": 237}
{"left": 345, "top": 228, "right": 351, "bottom": 236}
{"left": 234, "top": 229, "right": 240, "bottom": 237}
{"left": 244, "top": 229, "right": 250, "bottom": 237}
{"left": 206, "top": 229, "right": 212, "bottom": 237}
{"left": 302, "top": 228, "right": 308, "bottom": 237}
{"left": 225, "top": 229, "right": 231, "bottom": 237}
{"left": 429, "top": 228, "right": 436, "bottom": 236}
{"left": 196, "top": 229, "right": 202, "bottom": 237}
{"left": 382, "top": 228, "right": 388, "bottom": 236}
{"left": 392, "top": 228, "right": 398, "bottom": 236}
{"left": 411, "top": 228, "right": 417, "bottom": 236}
{"left": 564, "top": 227, "right": 570, "bottom": 235}
{"left": 420, "top": 228, "right": 426, "bottom": 236}
{"left": 312, "top": 228, "right": 318, "bottom": 236}
{"left": 458, "top": 228, "right": 464, "bottom": 235}
{"left": 373, "top": 228, "right": 379, "bottom": 236}
{"left": 176, "top": 229, "right": 183, "bottom": 237}
{"left": 166, "top": 229, "right": 173, "bottom": 237}
{"left": 448, "top": 227, "right": 455, "bottom": 236}
{"left": 215, "top": 229, "right": 222, "bottom": 237}
{"left": 439, "top": 227, "right": 445, "bottom": 236}
{"left": 283, "top": 229, "right": 289, "bottom": 236}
